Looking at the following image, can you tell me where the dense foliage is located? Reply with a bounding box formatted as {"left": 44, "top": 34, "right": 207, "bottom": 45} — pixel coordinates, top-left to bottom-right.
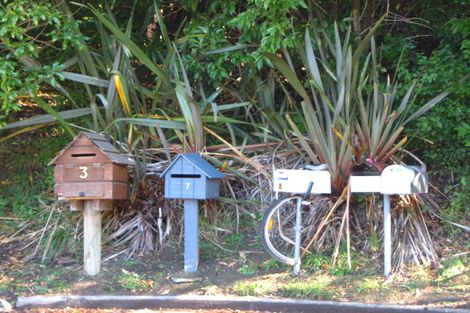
{"left": 0, "top": 0, "right": 468, "bottom": 264}
{"left": 0, "top": 0, "right": 84, "bottom": 123}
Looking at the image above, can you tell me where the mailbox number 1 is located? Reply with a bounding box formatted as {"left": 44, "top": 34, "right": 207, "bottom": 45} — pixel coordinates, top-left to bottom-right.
{"left": 79, "top": 166, "right": 88, "bottom": 179}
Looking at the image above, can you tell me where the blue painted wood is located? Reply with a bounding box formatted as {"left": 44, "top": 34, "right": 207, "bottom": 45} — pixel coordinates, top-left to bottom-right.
{"left": 184, "top": 199, "right": 199, "bottom": 272}
{"left": 160, "top": 153, "right": 223, "bottom": 179}
{"left": 205, "top": 180, "right": 220, "bottom": 199}
{"left": 162, "top": 153, "right": 223, "bottom": 200}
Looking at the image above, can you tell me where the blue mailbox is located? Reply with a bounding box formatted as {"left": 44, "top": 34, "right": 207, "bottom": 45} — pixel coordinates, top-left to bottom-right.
{"left": 161, "top": 153, "right": 223, "bottom": 273}
{"left": 161, "top": 153, "right": 223, "bottom": 199}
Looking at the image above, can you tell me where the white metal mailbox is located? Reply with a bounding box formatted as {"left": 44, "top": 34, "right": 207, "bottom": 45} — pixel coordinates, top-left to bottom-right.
{"left": 380, "top": 165, "right": 414, "bottom": 194}
{"left": 380, "top": 165, "right": 429, "bottom": 195}
{"left": 350, "top": 173, "right": 381, "bottom": 193}
{"left": 273, "top": 169, "right": 331, "bottom": 194}
{"left": 348, "top": 163, "right": 429, "bottom": 277}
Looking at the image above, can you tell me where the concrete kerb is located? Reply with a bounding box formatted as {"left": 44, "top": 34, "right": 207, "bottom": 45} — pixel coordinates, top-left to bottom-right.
{"left": 15, "top": 295, "right": 469, "bottom": 313}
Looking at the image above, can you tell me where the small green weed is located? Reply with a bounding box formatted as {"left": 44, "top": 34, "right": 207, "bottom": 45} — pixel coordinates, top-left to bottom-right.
{"left": 329, "top": 253, "right": 354, "bottom": 276}
{"left": 401, "top": 280, "right": 427, "bottom": 292}
{"left": 239, "top": 262, "right": 258, "bottom": 276}
{"left": 200, "top": 241, "right": 222, "bottom": 260}
{"left": 223, "top": 233, "right": 245, "bottom": 251}
{"left": 303, "top": 253, "right": 328, "bottom": 272}
{"left": 358, "top": 277, "right": 383, "bottom": 294}
{"left": 0, "top": 275, "right": 13, "bottom": 292}
{"left": 233, "top": 280, "right": 272, "bottom": 296}
{"left": 122, "top": 259, "right": 139, "bottom": 268}
{"left": 263, "top": 258, "right": 282, "bottom": 270}
{"left": 439, "top": 257, "right": 467, "bottom": 282}
{"left": 200, "top": 284, "right": 221, "bottom": 296}
{"left": 117, "top": 270, "right": 154, "bottom": 292}
{"left": 369, "top": 228, "right": 380, "bottom": 252}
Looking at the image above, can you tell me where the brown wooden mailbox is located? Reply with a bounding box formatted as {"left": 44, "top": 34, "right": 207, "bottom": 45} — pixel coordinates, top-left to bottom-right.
{"left": 49, "top": 131, "right": 133, "bottom": 276}
{"left": 50, "top": 131, "right": 133, "bottom": 200}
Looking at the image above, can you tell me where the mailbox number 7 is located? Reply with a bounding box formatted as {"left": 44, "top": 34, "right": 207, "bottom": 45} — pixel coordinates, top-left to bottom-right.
{"left": 79, "top": 166, "right": 88, "bottom": 179}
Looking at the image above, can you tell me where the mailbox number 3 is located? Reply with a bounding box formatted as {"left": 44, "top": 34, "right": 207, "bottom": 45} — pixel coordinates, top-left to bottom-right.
{"left": 79, "top": 166, "right": 88, "bottom": 179}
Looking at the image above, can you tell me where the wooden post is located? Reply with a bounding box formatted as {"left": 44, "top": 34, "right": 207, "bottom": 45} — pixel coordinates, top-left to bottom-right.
{"left": 83, "top": 200, "right": 112, "bottom": 276}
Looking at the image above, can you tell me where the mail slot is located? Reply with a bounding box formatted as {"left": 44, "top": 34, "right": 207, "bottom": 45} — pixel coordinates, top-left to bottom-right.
{"left": 49, "top": 131, "right": 134, "bottom": 200}
{"left": 161, "top": 153, "right": 224, "bottom": 200}
{"left": 171, "top": 174, "right": 202, "bottom": 178}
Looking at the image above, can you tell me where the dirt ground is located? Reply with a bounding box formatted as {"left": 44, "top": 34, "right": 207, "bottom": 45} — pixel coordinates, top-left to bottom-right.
{"left": 1, "top": 226, "right": 469, "bottom": 311}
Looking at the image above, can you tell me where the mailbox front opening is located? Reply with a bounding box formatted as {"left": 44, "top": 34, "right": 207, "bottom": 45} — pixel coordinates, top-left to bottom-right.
{"left": 170, "top": 174, "right": 201, "bottom": 178}
{"left": 71, "top": 153, "right": 97, "bottom": 158}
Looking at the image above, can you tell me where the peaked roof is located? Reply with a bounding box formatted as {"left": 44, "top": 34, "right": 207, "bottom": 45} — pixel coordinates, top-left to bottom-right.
{"left": 160, "top": 153, "right": 224, "bottom": 179}
{"left": 49, "top": 131, "right": 134, "bottom": 166}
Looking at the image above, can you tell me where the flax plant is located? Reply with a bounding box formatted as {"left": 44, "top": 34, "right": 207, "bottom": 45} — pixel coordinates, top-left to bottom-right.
{"left": 264, "top": 18, "right": 447, "bottom": 269}
{"left": 262, "top": 20, "right": 382, "bottom": 193}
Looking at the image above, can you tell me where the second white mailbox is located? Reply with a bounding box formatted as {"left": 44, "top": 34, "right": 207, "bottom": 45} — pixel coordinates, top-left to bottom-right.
{"left": 380, "top": 165, "right": 428, "bottom": 195}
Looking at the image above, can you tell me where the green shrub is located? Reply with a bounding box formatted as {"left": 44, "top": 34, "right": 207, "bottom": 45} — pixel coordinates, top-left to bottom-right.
{"left": 0, "top": 131, "right": 68, "bottom": 218}
{"left": 382, "top": 31, "right": 470, "bottom": 173}
{"left": 179, "top": 0, "right": 307, "bottom": 84}
{"left": 442, "top": 174, "right": 470, "bottom": 238}
{"left": 0, "top": 0, "right": 84, "bottom": 123}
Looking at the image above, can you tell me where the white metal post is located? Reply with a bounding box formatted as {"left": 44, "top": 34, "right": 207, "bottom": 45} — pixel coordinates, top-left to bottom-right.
{"left": 383, "top": 194, "right": 392, "bottom": 276}
{"left": 293, "top": 197, "right": 302, "bottom": 275}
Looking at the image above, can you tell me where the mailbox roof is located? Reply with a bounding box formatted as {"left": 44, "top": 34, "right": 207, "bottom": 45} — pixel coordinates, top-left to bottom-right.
{"left": 49, "top": 131, "right": 134, "bottom": 166}
{"left": 161, "top": 153, "right": 224, "bottom": 179}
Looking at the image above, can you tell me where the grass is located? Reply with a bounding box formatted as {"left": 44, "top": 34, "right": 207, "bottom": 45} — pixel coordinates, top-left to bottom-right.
{"left": 280, "top": 275, "right": 335, "bottom": 300}
{"left": 263, "top": 258, "right": 283, "bottom": 270}
{"left": 439, "top": 257, "right": 467, "bottom": 282}
{"left": 0, "top": 268, "right": 72, "bottom": 295}
{"left": 239, "top": 262, "right": 258, "bottom": 276}
{"left": 233, "top": 280, "right": 273, "bottom": 296}
{"left": 1, "top": 246, "right": 468, "bottom": 308}
{"left": 358, "top": 276, "right": 383, "bottom": 294}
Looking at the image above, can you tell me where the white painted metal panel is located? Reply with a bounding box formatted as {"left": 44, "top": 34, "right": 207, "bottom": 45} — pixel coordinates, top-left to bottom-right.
{"left": 380, "top": 165, "right": 415, "bottom": 195}
{"left": 273, "top": 169, "right": 331, "bottom": 194}
{"left": 350, "top": 175, "right": 381, "bottom": 193}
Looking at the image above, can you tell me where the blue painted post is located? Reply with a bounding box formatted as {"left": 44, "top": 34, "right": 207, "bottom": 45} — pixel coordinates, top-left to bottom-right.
{"left": 184, "top": 199, "right": 199, "bottom": 272}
